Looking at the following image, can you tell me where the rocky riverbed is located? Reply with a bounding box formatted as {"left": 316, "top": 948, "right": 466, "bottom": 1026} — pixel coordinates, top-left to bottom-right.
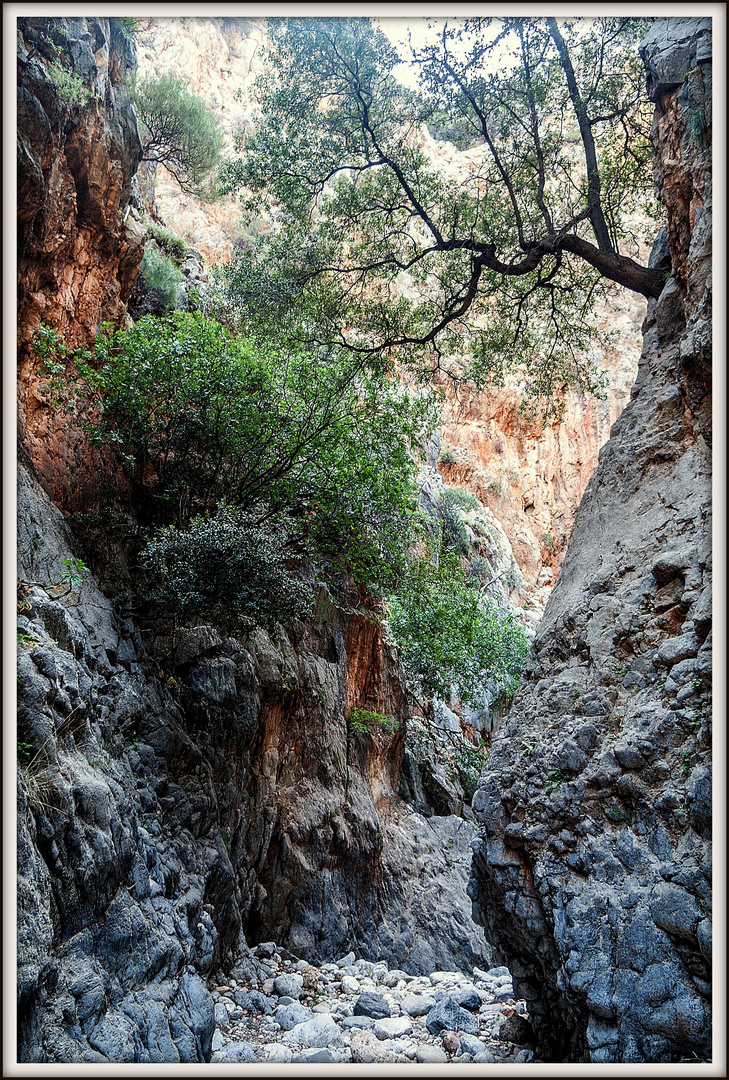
{"left": 209, "top": 944, "right": 536, "bottom": 1064}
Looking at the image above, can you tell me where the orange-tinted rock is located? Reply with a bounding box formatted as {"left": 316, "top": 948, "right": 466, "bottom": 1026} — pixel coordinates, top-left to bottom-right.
{"left": 17, "top": 17, "right": 143, "bottom": 511}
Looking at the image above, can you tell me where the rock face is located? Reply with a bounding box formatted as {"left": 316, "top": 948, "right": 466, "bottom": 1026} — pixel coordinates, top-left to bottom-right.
{"left": 17, "top": 460, "right": 489, "bottom": 1062}
{"left": 468, "top": 18, "right": 712, "bottom": 1064}
{"left": 134, "top": 17, "right": 266, "bottom": 262}
{"left": 17, "top": 17, "right": 144, "bottom": 513}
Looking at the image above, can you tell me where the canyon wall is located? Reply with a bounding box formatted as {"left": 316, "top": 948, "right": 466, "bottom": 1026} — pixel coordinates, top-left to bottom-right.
{"left": 469, "top": 17, "right": 713, "bottom": 1064}
{"left": 17, "top": 458, "right": 489, "bottom": 1062}
{"left": 17, "top": 17, "right": 145, "bottom": 514}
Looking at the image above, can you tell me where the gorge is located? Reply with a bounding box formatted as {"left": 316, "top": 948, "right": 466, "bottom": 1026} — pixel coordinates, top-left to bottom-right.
{"left": 14, "top": 14, "right": 713, "bottom": 1067}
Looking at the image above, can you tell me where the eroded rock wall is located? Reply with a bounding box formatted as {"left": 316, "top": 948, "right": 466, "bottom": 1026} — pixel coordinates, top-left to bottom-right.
{"left": 17, "top": 463, "right": 488, "bottom": 1063}
{"left": 468, "top": 17, "right": 712, "bottom": 1064}
{"left": 17, "top": 16, "right": 145, "bottom": 514}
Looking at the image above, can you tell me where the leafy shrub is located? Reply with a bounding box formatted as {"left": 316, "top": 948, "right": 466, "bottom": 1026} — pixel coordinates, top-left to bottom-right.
{"left": 45, "top": 39, "right": 90, "bottom": 107}
{"left": 141, "top": 504, "right": 311, "bottom": 630}
{"left": 442, "top": 486, "right": 479, "bottom": 513}
{"left": 138, "top": 247, "right": 185, "bottom": 311}
{"left": 540, "top": 532, "right": 555, "bottom": 552}
{"left": 440, "top": 447, "right": 457, "bottom": 465}
{"left": 35, "top": 314, "right": 432, "bottom": 591}
{"left": 439, "top": 500, "right": 470, "bottom": 556}
{"left": 388, "top": 553, "right": 529, "bottom": 705}
{"left": 145, "top": 222, "right": 188, "bottom": 263}
{"left": 347, "top": 708, "right": 397, "bottom": 736}
{"left": 111, "top": 16, "right": 140, "bottom": 43}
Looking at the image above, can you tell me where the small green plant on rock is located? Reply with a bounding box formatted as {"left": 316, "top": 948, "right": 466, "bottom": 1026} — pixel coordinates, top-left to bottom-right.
{"left": 45, "top": 41, "right": 90, "bottom": 108}
{"left": 50, "top": 557, "right": 88, "bottom": 597}
{"left": 138, "top": 247, "right": 185, "bottom": 312}
{"left": 540, "top": 532, "right": 555, "bottom": 552}
{"left": 347, "top": 708, "right": 397, "bottom": 736}
{"left": 145, "top": 222, "right": 189, "bottom": 263}
{"left": 442, "top": 486, "right": 479, "bottom": 513}
{"left": 545, "top": 769, "right": 572, "bottom": 790}
{"left": 440, "top": 447, "right": 457, "bottom": 465}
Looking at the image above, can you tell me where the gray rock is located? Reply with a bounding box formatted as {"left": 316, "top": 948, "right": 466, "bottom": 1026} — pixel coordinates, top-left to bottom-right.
{"left": 275, "top": 1002, "right": 313, "bottom": 1030}
{"left": 458, "top": 1032, "right": 486, "bottom": 1056}
{"left": 650, "top": 882, "right": 703, "bottom": 941}
{"left": 373, "top": 1016, "right": 413, "bottom": 1040}
{"left": 448, "top": 985, "right": 482, "bottom": 1010}
{"left": 284, "top": 1014, "right": 343, "bottom": 1048}
{"left": 341, "top": 1015, "right": 374, "bottom": 1029}
{"left": 473, "top": 1048, "right": 499, "bottom": 1063}
{"left": 415, "top": 1045, "right": 449, "bottom": 1063}
{"left": 425, "top": 998, "right": 479, "bottom": 1035}
{"left": 292, "top": 1048, "right": 337, "bottom": 1063}
{"left": 273, "top": 973, "right": 303, "bottom": 999}
{"left": 401, "top": 993, "right": 436, "bottom": 1016}
{"left": 233, "top": 990, "right": 273, "bottom": 1015}
{"left": 262, "top": 1043, "right": 293, "bottom": 1063}
{"left": 211, "top": 1042, "right": 260, "bottom": 1063}
{"left": 353, "top": 992, "right": 391, "bottom": 1019}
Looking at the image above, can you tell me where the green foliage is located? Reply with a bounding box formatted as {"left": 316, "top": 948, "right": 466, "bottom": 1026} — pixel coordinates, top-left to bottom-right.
{"left": 112, "top": 16, "right": 141, "bottom": 43}
{"left": 347, "top": 708, "right": 397, "bottom": 736}
{"left": 45, "top": 40, "right": 90, "bottom": 107}
{"left": 50, "top": 557, "right": 88, "bottom": 595}
{"left": 221, "top": 16, "right": 660, "bottom": 417}
{"left": 35, "top": 314, "right": 431, "bottom": 592}
{"left": 387, "top": 551, "right": 529, "bottom": 705}
{"left": 688, "top": 107, "right": 708, "bottom": 150}
{"left": 141, "top": 504, "right": 312, "bottom": 631}
{"left": 439, "top": 499, "right": 470, "bottom": 557}
{"left": 17, "top": 741, "right": 34, "bottom": 761}
{"left": 439, "top": 447, "right": 457, "bottom": 465}
{"left": 442, "top": 487, "right": 479, "bottom": 513}
{"left": 545, "top": 769, "right": 573, "bottom": 790}
{"left": 145, "top": 222, "right": 189, "bottom": 263}
{"left": 131, "top": 72, "right": 225, "bottom": 196}
{"left": 138, "top": 247, "right": 185, "bottom": 311}
{"left": 540, "top": 532, "right": 555, "bottom": 552}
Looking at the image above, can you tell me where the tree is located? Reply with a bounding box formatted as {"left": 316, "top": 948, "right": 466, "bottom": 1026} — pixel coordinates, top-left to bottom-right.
{"left": 221, "top": 16, "right": 661, "bottom": 415}
{"left": 132, "top": 72, "right": 225, "bottom": 196}
{"left": 35, "top": 313, "right": 432, "bottom": 591}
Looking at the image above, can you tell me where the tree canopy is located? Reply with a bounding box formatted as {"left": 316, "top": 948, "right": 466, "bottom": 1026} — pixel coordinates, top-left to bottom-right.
{"left": 35, "top": 313, "right": 432, "bottom": 592}
{"left": 221, "top": 16, "right": 661, "bottom": 415}
{"left": 132, "top": 72, "right": 225, "bottom": 196}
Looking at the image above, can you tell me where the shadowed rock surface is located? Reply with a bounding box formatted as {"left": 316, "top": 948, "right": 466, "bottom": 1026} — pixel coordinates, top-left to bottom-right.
{"left": 468, "top": 17, "right": 712, "bottom": 1064}
{"left": 17, "top": 463, "right": 489, "bottom": 1062}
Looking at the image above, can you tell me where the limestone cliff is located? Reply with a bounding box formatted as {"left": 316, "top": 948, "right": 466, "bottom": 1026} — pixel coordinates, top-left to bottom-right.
{"left": 468, "top": 17, "right": 712, "bottom": 1063}
{"left": 17, "top": 17, "right": 144, "bottom": 513}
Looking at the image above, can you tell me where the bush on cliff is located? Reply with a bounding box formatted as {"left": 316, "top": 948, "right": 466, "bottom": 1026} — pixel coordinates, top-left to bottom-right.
{"left": 387, "top": 552, "right": 529, "bottom": 705}
{"left": 35, "top": 313, "right": 432, "bottom": 592}
{"left": 141, "top": 504, "right": 312, "bottom": 630}
{"left": 131, "top": 71, "right": 225, "bottom": 197}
